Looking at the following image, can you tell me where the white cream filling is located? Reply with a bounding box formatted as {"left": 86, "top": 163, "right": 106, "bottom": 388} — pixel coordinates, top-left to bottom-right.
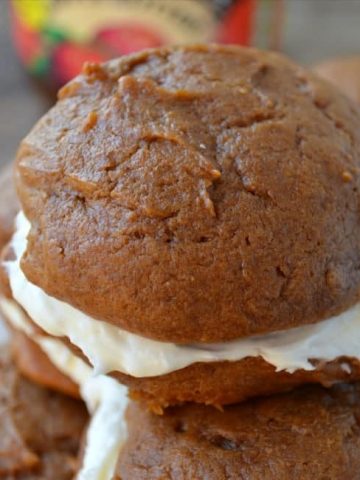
{"left": 0, "top": 297, "right": 128, "bottom": 480}
{"left": 6, "top": 211, "right": 360, "bottom": 380}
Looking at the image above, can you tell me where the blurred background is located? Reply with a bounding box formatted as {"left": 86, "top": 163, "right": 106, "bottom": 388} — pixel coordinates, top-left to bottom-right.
{"left": 1, "top": 0, "right": 360, "bottom": 170}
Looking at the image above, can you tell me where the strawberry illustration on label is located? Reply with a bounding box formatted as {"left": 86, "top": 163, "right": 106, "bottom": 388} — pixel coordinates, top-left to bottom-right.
{"left": 216, "top": 0, "right": 255, "bottom": 45}
{"left": 52, "top": 43, "right": 105, "bottom": 86}
{"left": 96, "top": 25, "right": 165, "bottom": 56}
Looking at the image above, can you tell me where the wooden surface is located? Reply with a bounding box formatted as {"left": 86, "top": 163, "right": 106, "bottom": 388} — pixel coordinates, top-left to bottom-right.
{"left": 0, "top": 0, "right": 360, "bottom": 171}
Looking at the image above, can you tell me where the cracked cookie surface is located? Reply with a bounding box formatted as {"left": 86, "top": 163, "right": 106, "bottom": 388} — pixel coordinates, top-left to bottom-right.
{"left": 15, "top": 45, "right": 360, "bottom": 342}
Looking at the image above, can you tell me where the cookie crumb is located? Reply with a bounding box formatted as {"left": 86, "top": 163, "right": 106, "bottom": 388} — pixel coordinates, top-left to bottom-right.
{"left": 342, "top": 170, "right": 353, "bottom": 182}
{"left": 83, "top": 111, "right": 98, "bottom": 132}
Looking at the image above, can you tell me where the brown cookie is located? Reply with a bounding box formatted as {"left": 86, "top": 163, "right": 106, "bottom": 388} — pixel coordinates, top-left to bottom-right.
{"left": 115, "top": 355, "right": 360, "bottom": 410}
{"left": 116, "top": 382, "right": 360, "bottom": 480}
{"left": 0, "top": 346, "right": 88, "bottom": 479}
{"left": 314, "top": 56, "right": 360, "bottom": 104}
{"left": 15, "top": 45, "right": 360, "bottom": 343}
{"left": 11, "top": 330, "right": 80, "bottom": 399}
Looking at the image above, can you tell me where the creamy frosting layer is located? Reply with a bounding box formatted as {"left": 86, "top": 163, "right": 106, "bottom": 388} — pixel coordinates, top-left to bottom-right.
{"left": 6, "top": 212, "right": 360, "bottom": 379}
{"left": 0, "top": 297, "right": 128, "bottom": 480}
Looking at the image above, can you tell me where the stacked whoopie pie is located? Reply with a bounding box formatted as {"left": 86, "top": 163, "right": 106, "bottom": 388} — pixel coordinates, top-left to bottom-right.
{"left": 2, "top": 44, "right": 360, "bottom": 479}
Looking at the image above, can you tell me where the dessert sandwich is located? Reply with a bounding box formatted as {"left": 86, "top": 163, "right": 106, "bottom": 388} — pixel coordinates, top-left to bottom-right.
{"left": 1, "top": 44, "right": 360, "bottom": 479}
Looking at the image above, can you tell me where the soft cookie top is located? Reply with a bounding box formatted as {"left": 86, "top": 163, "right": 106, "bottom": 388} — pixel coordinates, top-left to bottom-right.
{"left": 15, "top": 45, "right": 360, "bottom": 343}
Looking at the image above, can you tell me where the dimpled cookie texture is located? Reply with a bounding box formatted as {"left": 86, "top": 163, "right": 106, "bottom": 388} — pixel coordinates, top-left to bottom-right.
{"left": 116, "top": 383, "right": 360, "bottom": 480}
{"left": 15, "top": 44, "right": 360, "bottom": 344}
